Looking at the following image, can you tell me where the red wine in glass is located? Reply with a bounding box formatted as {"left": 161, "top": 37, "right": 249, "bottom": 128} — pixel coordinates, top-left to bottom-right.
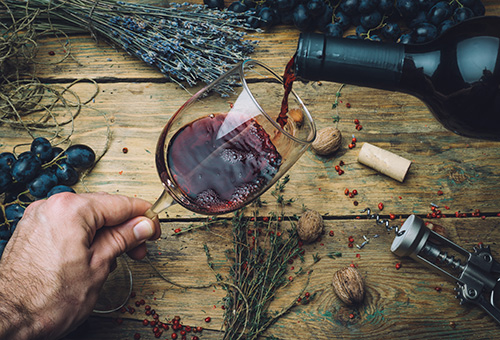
{"left": 167, "top": 113, "right": 282, "bottom": 214}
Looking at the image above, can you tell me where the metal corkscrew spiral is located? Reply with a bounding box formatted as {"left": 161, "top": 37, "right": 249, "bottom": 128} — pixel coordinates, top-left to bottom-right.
{"left": 360, "top": 208, "right": 405, "bottom": 236}
{"left": 390, "top": 214, "right": 500, "bottom": 325}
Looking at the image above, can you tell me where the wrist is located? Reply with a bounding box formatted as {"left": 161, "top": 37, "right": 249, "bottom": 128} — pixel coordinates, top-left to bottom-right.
{"left": 0, "top": 278, "right": 45, "bottom": 340}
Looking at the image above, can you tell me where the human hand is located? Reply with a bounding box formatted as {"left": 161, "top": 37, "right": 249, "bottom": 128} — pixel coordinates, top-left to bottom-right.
{"left": 0, "top": 192, "right": 161, "bottom": 340}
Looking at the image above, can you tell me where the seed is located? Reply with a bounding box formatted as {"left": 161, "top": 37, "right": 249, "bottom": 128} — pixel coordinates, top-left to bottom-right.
{"left": 353, "top": 200, "right": 359, "bottom": 206}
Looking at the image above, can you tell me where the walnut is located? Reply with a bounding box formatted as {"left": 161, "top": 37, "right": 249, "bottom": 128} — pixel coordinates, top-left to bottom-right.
{"left": 311, "top": 127, "right": 342, "bottom": 156}
{"left": 332, "top": 266, "right": 365, "bottom": 306}
{"left": 296, "top": 210, "right": 324, "bottom": 243}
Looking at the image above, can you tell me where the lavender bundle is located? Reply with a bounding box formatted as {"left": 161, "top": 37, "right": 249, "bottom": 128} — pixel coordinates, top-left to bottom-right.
{"left": 3, "top": 0, "right": 258, "bottom": 88}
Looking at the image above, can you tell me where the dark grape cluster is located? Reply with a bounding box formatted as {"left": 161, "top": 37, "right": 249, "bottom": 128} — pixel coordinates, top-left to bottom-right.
{"left": 204, "top": 0, "right": 486, "bottom": 43}
{"left": 0, "top": 137, "right": 96, "bottom": 256}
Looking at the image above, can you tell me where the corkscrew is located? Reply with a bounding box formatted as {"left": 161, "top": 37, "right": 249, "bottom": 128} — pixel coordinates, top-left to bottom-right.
{"left": 390, "top": 214, "right": 500, "bottom": 324}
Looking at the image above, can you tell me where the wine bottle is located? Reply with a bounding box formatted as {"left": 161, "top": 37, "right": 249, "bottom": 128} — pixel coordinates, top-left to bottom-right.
{"left": 294, "top": 16, "right": 500, "bottom": 141}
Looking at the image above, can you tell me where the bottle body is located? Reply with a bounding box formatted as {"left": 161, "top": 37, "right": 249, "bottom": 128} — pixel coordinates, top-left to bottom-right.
{"left": 294, "top": 16, "right": 500, "bottom": 141}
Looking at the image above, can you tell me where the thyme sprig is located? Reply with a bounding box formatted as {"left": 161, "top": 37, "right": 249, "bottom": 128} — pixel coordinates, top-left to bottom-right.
{"left": 205, "top": 176, "right": 314, "bottom": 339}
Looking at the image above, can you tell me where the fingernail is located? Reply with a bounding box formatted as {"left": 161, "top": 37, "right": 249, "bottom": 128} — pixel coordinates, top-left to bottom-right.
{"left": 133, "top": 219, "right": 154, "bottom": 241}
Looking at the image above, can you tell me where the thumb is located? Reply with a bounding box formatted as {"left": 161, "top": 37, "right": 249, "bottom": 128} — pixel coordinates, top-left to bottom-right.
{"left": 90, "top": 216, "right": 159, "bottom": 265}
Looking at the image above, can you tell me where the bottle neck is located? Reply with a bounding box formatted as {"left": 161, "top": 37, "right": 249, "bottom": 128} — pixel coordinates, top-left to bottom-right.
{"left": 294, "top": 33, "right": 405, "bottom": 91}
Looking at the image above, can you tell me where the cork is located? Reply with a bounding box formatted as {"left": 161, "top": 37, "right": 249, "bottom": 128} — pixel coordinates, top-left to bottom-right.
{"left": 357, "top": 143, "right": 412, "bottom": 182}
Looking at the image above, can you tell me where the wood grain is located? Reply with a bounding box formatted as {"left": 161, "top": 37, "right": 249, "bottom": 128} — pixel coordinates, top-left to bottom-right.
{"left": 2, "top": 0, "right": 500, "bottom": 339}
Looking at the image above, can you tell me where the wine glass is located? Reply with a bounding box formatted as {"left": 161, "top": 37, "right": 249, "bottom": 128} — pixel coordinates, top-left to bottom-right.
{"left": 145, "top": 59, "right": 316, "bottom": 218}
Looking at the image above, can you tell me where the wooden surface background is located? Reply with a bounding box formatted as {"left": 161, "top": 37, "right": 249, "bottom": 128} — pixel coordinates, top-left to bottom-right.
{"left": 2, "top": 0, "right": 500, "bottom": 339}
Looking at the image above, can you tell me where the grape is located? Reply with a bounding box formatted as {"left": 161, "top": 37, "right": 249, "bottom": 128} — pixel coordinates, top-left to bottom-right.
{"left": 316, "top": 5, "right": 334, "bottom": 31}
{"left": 396, "top": 0, "right": 419, "bottom": 20}
{"left": 55, "top": 162, "right": 79, "bottom": 186}
{"left": 64, "top": 144, "right": 96, "bottom": 169}
{"left": 472, "top": 0, "right": 485, "bottom": 16}
{"left": 340, "top": 0, "right": 360, "bottom": 16}
{"left": 356, "top": 25, "right": 369, "bottom": 37}
{"left": 293, "top": 4, "right": 313, "bottom": 31}
{"left": 307, "top": 0, "right": 326, "bottom": 17}
{"left": 5, "top": 204, "right": 25, "bottom": 223}
{"left": 47, "top": 185, "right": 76, "bottom": 197}
{"left": 276, "top": 0, "right": 296, "bottom": 11}
{"left": 0, "top": 169, "right": 13, "bottom": 193}
{"left": 203, "top": 0, "right": 224, "bottom": 10}
{"left": 378, "top": 0, "right": 394, "bottom": 14}
{"left": 258, "top": 7, "right": 278, "bottom": 28}
{"left": 11, "top": 151, "right": 42, "bottom": 184}
{"left": 28, "top": 172, "right": 58, "bottom": 198}
{"left": 408, "top": 11, "right": 427, "bottom": 28}
{"left": 0, "top": 240, "right": 8, "bottom": 258}
{"left": 427, "top": 1, "right": 452, "bottom": 26}
{"left": 324, "top": 22, "right": 344, "bottom": 37}
{"left": 417, "top": 0, "right": 439, "bottom": 11}
{"left": 0, "top": 152, "right": 16, "bottom": 172}
{"left": 31, "top": 137, "right": 53, "bottom": 163}
{"left": 438, "top": 19, "right": 455, "bottom": 34}
{"left": 398, "top": 33, "right": 413, "bottom": 44}
{"left": 0, "top": 226, "right": 11, "bottom": 240}
{"left": 335, "top": 11, "right": 352, "bottom": 30}
{"left": 360, "top": 11, "right": 382, "bottom": 29}
{"left": 358, "top": 0, "right": 378, "bottom": 14}
{"left": 412, "top": 22, "right": 438, "bottom": 43}
{"left": 453, "top": 6, "right": 474, "bottom": 22}
{"left": 460, "top": 0, "right": 475, "bottom": 7}
{"left": 51, "top": 146, "right": 64, "bottom": 160}
{"left": 381, "top": 22, "right": 402, "bottom": 41}
{"left": 228, "top": 2, "right": 248, "bottom": 13}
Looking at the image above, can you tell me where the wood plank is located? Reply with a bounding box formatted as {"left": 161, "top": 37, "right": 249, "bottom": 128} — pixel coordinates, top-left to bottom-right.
{"left": 65, "top": 216, "right": 500, "bottom": 339}
{"left": 2, "top": 81, "right": 500, "bottom": 218}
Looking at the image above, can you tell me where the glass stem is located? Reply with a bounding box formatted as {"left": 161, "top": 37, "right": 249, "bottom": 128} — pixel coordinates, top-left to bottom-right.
{"left": 145, "top": 189, "right": 175, "bottom": 219}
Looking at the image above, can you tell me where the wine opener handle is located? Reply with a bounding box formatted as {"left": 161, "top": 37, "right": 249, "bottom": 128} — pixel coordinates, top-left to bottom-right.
{"left": 391, "top": 215, "right": 500, "bottom": 325}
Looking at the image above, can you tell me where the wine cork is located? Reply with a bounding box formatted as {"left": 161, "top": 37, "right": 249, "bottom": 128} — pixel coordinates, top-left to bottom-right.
{"left": 357, "top": 143, "right": 412, "bottom": 182}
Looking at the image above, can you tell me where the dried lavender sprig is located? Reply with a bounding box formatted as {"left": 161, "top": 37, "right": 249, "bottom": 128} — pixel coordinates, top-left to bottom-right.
{"left": 3, "top": 0, "right": 258, "bottom": 89}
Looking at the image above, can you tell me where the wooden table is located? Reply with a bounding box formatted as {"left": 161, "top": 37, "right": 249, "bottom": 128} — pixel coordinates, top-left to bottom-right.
{"left": 2, "top": 1, "right": 500, "bottom": 339}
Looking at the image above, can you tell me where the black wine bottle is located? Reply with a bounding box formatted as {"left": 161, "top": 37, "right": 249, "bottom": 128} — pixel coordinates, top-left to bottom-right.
{"left": 294, "top": 16, "right": 500, "bottom": 141}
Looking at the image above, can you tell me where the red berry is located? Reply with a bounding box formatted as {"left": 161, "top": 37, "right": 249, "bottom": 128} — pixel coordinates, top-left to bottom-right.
{"left": 205, "top": 317, "right": 211, "bottom": 323}
{"left": 348, "top": 236, "right": 354, "bottom": 243}
{"left": 395, "top": 262, "right": 402, "bottom": 270}
{"left": 348, "top": 243, "right": 353, "bottom": 248}
{"left": 172, "top": 333, "right": 178, "bottom": 339}
{"left": 305, "top": 292, "right": 310, "bottom": 298}
{"left": 435, "top": 287, "right": 442, "bottom": 292}
{"left": 352, "top": 137, "right": 357, "bottom": 143}
{"left": 389, "top": 213, "right": 396, "bottom": 220}
{"left": 142, "top": 319, "right": 149, "bottom": 326}
{"left": 329, "top": 230, "right": 334, "bottom": 237}
{"left": 174, "top": 228, "right": 181, "bottom": 233}
{"left": 354, "top": 119, "right": 360, "bottom": 124}
{"left": 349, "top": 313, "right": 355, "bottom": 319}
{"left": 378, "top": 202, "right": 384, "bottom": 211}
{"left": 355, "top": 124, "right": 363, "bottom": 131}
{"left": 352, "top": 189, "right": 358, "bottom": 195}
{"left": 344, "top": 188, "right": 349, "bottom": 196}
{"left": 134, "top": 333, "right": 141, "bottom": 340}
